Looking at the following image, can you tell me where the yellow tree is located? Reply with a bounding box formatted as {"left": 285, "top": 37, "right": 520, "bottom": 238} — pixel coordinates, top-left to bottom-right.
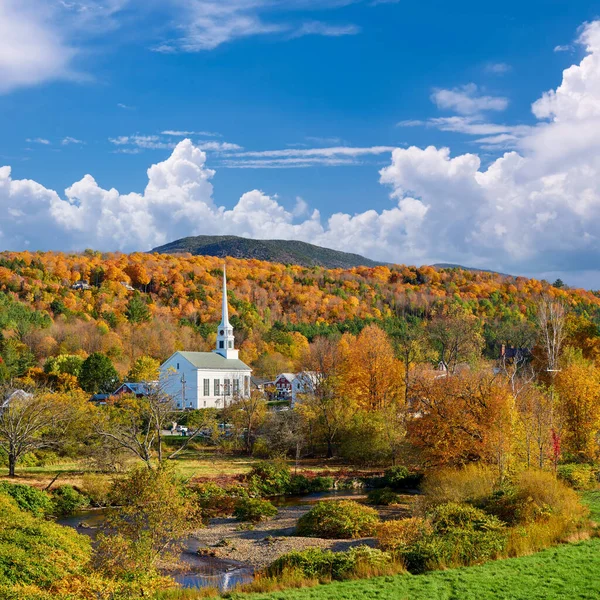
{"left": 555, "top": 359, "right": 600, "bottom": 461}
{"left": 341, "top": 325, "right": 404, "bottom": 411}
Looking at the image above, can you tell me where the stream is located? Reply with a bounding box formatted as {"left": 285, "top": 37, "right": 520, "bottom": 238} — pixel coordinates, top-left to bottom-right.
{"left": 58, "top": 488, "right": 368, "bottom": 591}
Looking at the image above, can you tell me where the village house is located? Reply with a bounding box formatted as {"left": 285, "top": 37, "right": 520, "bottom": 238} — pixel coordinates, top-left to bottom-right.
{"left": 274, "top": 373, "right": 296, "bottom": 400}
{"left": 159, "top": 267, "right": 252, "bottom": 409}
{"left": 291, "top": 371, "right": 318, "bottom": 405}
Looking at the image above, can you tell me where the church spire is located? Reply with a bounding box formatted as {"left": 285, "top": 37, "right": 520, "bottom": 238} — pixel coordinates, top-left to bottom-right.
{"left": 219, "top": 265, "right": 231, "bottom": 328}
{"left": 215, "top": 264, "right": 238, "bottom": 359}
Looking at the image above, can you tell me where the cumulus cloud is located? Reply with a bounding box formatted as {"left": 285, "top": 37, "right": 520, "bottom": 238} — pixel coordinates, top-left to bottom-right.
{"left": 4, "top": 21, "right": 600, "bottom": 285}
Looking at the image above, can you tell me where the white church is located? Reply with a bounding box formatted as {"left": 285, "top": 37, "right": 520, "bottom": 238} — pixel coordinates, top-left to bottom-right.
{"left": 160, "top": 267, "right": 252, "bottom": 409}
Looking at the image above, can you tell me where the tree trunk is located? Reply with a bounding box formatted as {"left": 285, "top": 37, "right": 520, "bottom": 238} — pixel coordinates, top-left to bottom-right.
{"left": 8, "top": 453, "right": 16, "bottom": 477}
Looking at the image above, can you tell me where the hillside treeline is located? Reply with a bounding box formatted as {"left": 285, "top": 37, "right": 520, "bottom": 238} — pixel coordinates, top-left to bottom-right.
{"left": 1, "top": 250, "right": 599, "bottom": 383}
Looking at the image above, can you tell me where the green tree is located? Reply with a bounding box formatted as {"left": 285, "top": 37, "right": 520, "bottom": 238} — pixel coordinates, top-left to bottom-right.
{"left": 125, "top": 292, "right": 151, "bottom": 324}
{"left": 44, "top": 354, "right": 84, "bottom": 378}
{"left": 78, "top": 352, "right": 119, "bottom": 394}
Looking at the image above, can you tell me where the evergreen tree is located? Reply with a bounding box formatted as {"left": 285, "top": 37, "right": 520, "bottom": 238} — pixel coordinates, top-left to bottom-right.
{"left": 78, "top": 352, "right": 119, "bottom": 394}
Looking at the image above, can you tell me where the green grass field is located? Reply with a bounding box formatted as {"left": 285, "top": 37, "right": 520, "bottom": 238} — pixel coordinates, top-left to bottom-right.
{"left": 229, "top": 490, "right": 600, "bottom": 600}
{"left": 232, "top": 538, "right": 600, "bottom": 600}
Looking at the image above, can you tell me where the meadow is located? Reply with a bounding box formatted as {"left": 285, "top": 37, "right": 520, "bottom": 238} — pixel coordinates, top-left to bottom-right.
{"left": 228, "top": 538, "right": 600, "bottom": 600}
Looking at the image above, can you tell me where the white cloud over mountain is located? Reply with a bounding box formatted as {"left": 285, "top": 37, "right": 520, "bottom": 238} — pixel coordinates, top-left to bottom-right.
{"left": 3, "top": 20, "right": 600, "bottom": 284}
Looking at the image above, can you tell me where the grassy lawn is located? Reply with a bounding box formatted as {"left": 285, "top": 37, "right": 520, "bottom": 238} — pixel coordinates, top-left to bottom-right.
{"left": 581, "top": 489, "right": 600, "bottom": 523}
{"left": 232, "top": 538, "right": 600, "bottom": 600}
{"left": 0, "top": 442, "right": 363, "bottom": 488}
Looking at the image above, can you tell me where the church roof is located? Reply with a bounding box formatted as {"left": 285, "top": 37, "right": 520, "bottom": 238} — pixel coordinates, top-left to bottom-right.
{"left": 177, "top": 351, "right": 251, "bottom": 371}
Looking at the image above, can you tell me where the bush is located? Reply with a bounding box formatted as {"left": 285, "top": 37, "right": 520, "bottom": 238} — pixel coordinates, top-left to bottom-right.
{"left": 51, "top": 485, "right": 90, "bottom": 516}
{"left": 483, "top": 470, "right": 587, "bottom": 526}
{"left": 387, "top": 503, "right": 507, "bottom": 573}
{"left": 247, "top": 460, "right": 292, "bottom": 496}
{"left": 288, "top": 474, "right": 334, "bottom": 495}
{"left": 421, "top": 464, "right": 498, "bottom": 508}
{"left": 558, "top": 463, "right": 597, "bottom": 490}
{"left": 194, "top": 483, "right": 249, "bottom": 519}
{"left": 428, "top": 502, "right": 505, "bottom": 534}
{"left": 265, "top": 546, "right": 398, "bottom": 581}
{"left": 0, "top": 494, "right": 91, "bottom": 589}
{"left": 81, "top": 473, "right": 112, "bottom": 507}
{"left": 296, "top": 500, "right": 379, "bottom": 539}
{"left": 383, "top": 466, "right": 423, "bottom": 489}
{"left": 234, "top": 498, "right": 278, "bottom": 523}
{"left": 377, "top": 517, "right": 432, "bottom": 551}
{"left": 0, "top": 483, "right": 53, "bottom": 517}
{"left": 367, "top": 487, "right": 402, "bottom": 506}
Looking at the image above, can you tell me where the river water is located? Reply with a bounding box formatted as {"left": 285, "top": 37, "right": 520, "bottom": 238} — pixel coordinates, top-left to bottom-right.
{"left": 58, "top": 488, "right": 367, "bottom": 591}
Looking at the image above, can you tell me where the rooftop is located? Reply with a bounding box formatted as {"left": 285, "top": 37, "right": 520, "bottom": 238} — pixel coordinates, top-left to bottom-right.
{"left": 175, "top": 351, "right": 251, "bottom": 371}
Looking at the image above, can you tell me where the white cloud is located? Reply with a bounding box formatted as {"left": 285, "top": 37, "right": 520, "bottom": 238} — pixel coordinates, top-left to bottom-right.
{"left": 109, "top": 134, "right": 242, "bottom": 153}
{"left": 5, "top": 21, "right": 600, "bottom": 286}
{"left": 291, "top": 21, "right": 360, "bottom": 38}
{"left": 117, "top": 103, "right": 135, "bottom": 110}
{"left": 554, "top": 44, "right": 572, "bottom": 52}
{"left": 62, "top": 136, "right": 84, "bottom": 145}
{"left": 431, "top": 83, "right": 509, "bottom": 115}
{"left": 26, "top": 138, "right": 51, "bottom": 145}
{"left": 484, "top": 62, "right": 512, "bottom": 74}
{"left": 0, "top": 1, "right": 75, "bottom": 94}
{"left": 162, "top": 130, "right": 221, "bottom": 137}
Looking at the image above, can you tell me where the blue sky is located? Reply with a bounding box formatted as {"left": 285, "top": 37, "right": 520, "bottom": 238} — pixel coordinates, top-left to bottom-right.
{"left": 3, "top": 1, "right": 600, "bottom": 286}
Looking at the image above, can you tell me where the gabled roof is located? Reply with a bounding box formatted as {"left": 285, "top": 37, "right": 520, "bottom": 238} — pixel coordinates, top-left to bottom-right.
{"left": 169, "top": 351, "right": 251, "bottom": 371}
{"left": 276, "top": 373, "right": 297, "bottom": 382}
{"left": 114, "top": 382, "right": 157, "bottom": 396}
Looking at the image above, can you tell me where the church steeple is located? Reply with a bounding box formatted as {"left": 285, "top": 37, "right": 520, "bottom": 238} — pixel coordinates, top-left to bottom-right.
{"left": 215, "top": 265, "right": 238, "bottom": 359}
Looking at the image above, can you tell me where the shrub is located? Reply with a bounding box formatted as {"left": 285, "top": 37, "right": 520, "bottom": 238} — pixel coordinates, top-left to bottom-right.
{"left": 389, "top": 503, "right": 507, "bottom": 573}
{"left": 247, "top": 460, "right": 292, "bottom": 496}
{"left": 367, "top": 487, "right": 402, "bottom": 506}
{"left": 384, "top": 466, "right": 409, "bottom": 486}
{"left": 421, "top": 464, "right": 498, "bottom": 507}
{"left": 51, "top": 485, "right": 90, "bottom": 516}
{"left": 383, "top": 466, "right": 418, "bottom": 489}
{"left": 296, "top": 500, "right": 379, "bottom": 539}
{"left": 377, "top": 517, "right": 433, "bottom": 551}
{"left": 265, "top": 546, "right": 398, "bottom": 581}
{"left": 0, "top": 483, "right": 53, "bottom": 517}
{"left": 483, "top": 470, "right": 588, "bottom": 526}
{"left": 0, "top": 494, "right": 91, "bottom": 589}
{"left": 288, "top": 474, "right": 334, "bottom": 495}
{"left": 234, "top": 498, "right": 278, "bottom": 523}
{"left": 81, "top": 473, "right": 112, "bottom": 507}
{"left": 557, "top": 463, "right": 597, "bottom": 490}
{"left": 194, "top": 483, "right": 249, "bottom": 519}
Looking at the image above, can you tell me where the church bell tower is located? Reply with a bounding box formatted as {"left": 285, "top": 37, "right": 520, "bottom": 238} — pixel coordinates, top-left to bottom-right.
{"left": 215, "top": 265, "right": 238, "bottom": 359}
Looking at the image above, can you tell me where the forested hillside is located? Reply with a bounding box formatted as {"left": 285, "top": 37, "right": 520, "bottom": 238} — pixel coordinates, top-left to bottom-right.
{"left": 152, "top": 235, "right": 382, "bottom": 268}
{"left": 0, "top": 249, "right": 599, "bottom": 381}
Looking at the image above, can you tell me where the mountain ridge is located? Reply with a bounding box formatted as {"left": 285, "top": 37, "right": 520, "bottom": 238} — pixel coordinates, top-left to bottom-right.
{"left": 151, "top": 235, "right": 384, "bottom": 269}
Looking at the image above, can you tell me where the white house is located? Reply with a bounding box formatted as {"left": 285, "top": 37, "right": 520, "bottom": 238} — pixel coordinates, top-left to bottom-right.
{"left": 291, "top": 371, "right": 318, "bottom": 405}
{"left": 160, "top": 267, "right": 252, "bottom": 409}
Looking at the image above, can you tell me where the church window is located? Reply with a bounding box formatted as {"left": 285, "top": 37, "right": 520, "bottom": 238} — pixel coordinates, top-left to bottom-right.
{"left": 233, "top": 379, "right": 239, "bottom": 395}
{"left": 214, "top": 379, "right": 220, "bottom": 395}
{"left": 176, "top": 363, "right": 179, "bottom": 370}
{"left": 203, "top": 379, "right": 210, "bottom": 396}
{"left": 219, "top": 330, "right": 224, "bottom": 336}
{"left": 244, "top": 376, "right": 250, "bottom": 395}
{"left": 219, "top": 341, "right": 224, "bottom": 349}
{"left": 224, "top": 379, "right": 231, "bottom": 395}
{"left": 228, "top": 341, "right": 233, "bottom": 348}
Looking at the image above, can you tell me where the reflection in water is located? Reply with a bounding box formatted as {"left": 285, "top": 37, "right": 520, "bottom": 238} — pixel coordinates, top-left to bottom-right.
{"left": 174, "top": 553, "right": 254, "bottom": 591}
